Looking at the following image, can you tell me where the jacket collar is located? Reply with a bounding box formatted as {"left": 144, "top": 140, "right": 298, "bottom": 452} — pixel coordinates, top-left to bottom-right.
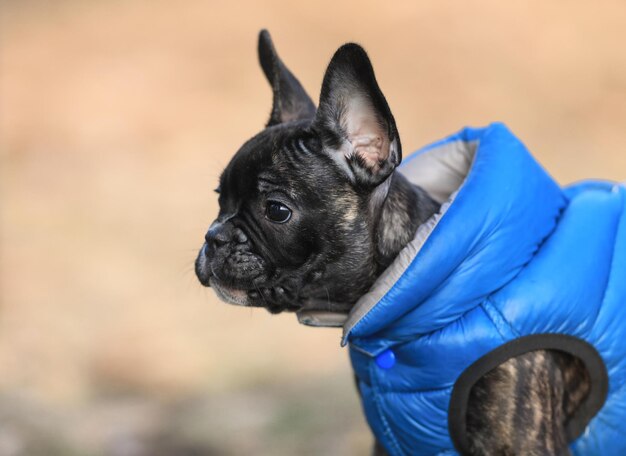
{"left": 342, "top": 123, "right": 566, "bottom": 354}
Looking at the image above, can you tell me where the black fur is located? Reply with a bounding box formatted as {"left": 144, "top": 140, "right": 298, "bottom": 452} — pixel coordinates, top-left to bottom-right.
{"left": 258, "top": 30, "right": 316, "bottom": 126}
{"left": 195, "top": 30, "right": 591, "bottom": 455}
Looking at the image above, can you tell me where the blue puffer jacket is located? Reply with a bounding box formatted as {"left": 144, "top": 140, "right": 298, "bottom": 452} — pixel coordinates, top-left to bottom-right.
{"left": 332, "top": 124, "right": 625, "bottom": 455}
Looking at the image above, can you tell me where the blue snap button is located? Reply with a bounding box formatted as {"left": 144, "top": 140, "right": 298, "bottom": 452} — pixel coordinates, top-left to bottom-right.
{"left": 375, "top": 349, "right": 396, "bottom": 370}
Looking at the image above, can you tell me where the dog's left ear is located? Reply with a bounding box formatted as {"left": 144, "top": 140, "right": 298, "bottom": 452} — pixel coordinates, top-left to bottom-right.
{"left": 313, "top": 44, "right": 401, "bottom": 187}
{"left": 258, "top": 29, "right": 316, "bottom": 126}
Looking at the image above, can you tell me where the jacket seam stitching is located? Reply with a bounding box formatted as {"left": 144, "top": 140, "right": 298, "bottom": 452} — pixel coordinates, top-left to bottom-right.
{"left": 481, "top": 298, "right": 520, "bottom": 339}
{"left": 594, "top": 187, "right": 625, "bottom": 327}
{"left": 369, "top": 361, "right": 404, "bottom": 456}
{"left": 376, "top": 386, "right": 451, "bottom": 395}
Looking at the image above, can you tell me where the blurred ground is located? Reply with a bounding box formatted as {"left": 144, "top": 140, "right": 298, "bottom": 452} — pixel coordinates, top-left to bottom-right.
{"left": 1, "top": 1, "right": 626, "bottom": 455}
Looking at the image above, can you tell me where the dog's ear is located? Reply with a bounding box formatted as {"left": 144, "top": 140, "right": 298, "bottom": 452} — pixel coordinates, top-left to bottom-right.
{"left": 258, "top": 30, "right": 316, "bottom": 126}
{"left": 313, "top": 44, "right": 401, "bottom": 187}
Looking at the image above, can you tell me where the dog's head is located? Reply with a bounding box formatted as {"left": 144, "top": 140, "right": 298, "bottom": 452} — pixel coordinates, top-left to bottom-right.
{"left": 195, "top": 30, "right": 402, "bottom": 314}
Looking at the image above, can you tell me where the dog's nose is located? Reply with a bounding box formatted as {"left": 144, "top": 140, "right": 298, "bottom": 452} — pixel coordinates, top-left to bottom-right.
{"left": 205, "top": 223, "right": 231, "bottom": 250}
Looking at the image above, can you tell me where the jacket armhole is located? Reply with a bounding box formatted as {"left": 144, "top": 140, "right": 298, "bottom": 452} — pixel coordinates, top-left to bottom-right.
{"left": 448, "top": 334, "right": 608, "bottom": 454}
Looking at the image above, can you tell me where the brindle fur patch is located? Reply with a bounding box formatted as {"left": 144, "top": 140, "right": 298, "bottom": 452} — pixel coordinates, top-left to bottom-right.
{"left": 466, "top": 351, "right": 590, "bottom": 456}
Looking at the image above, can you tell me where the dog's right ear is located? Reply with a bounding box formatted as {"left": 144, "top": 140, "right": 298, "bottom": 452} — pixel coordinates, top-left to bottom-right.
{"left": 313, "top": 44, "right": 401, "bottom": 188}
{"left": 258, "top": 30, "right": 316, "bottom": 127}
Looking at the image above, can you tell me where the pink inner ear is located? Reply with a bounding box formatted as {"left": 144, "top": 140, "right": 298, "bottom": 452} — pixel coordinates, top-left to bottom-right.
{"left": 343, "top": 96, "right": 390, "bottom": 170}
{"left": 352, "top": 134, "right": 390, "bottom": 169}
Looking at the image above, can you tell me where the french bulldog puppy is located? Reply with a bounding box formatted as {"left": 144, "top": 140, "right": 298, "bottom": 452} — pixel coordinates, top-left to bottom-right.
{"left": 195, "top": 30, "right": 590, "bottom": 455}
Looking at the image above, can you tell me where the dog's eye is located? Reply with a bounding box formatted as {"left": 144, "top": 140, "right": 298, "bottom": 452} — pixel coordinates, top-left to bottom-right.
{"left": 265, "top": 201, "right": 292, "bottom": 223}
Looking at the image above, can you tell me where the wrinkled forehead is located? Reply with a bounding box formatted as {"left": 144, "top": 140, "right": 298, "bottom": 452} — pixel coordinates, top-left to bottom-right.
{"left": 221, "top": 125, "right": 332, "bottom": 199}
{"left": 220, "top": 133, "right": 272, "bottom": 194}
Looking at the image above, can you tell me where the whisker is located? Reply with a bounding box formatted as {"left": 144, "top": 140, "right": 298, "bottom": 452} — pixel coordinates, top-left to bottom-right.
{"left": 324, "top": 286, "right": 331, "bottom": 311}
{"left": 254, "top": 282, "right": 267, "bottom": 305}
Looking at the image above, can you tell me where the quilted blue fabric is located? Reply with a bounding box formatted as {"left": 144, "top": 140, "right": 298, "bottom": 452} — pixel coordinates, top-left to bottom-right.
{"left": 344, "top": 123, "right": 626, "bottom": 455}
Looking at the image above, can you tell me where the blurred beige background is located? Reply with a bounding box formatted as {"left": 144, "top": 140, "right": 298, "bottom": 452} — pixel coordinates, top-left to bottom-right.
{"left": 1, "top": 1, "right": 626, "bottom": 455}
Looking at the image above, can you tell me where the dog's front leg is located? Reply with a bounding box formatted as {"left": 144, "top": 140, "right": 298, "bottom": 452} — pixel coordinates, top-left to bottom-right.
{"left": 466, "top": 350, "right": 574, "bottom": 456}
